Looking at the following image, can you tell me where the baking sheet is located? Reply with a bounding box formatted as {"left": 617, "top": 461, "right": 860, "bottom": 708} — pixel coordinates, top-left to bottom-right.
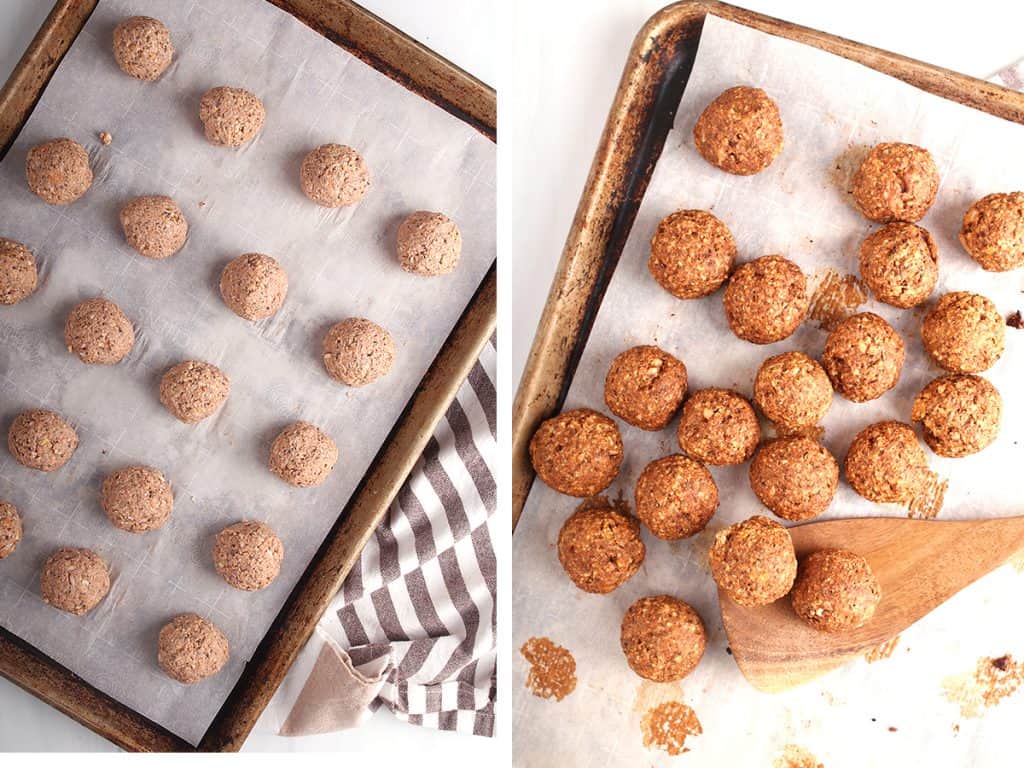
{"left": 513, "top": 15, "right": 1024, "bottom": 768}
{"left": 0, "top": 0, "right": 494, "bottom": 746}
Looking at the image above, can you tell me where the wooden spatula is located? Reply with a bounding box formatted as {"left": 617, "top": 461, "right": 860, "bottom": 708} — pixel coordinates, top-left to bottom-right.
{"left": 719, "top": 516, "right": 1024, "bottom": 693}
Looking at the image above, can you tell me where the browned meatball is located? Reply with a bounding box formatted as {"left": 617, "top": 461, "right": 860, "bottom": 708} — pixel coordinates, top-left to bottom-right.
{"left": 40, "top": 548, "right": 110, "bottom": 615}
{"left": 604, "top": 345, "right": 687, "bottom": 431}
{"left": 845, "top": 421, "right": 930, "bottom": 504}
{"left": 620, "top": 595, "right": 706, "bottom": 682}
{"left": 822, "top": 312, "right": 904, "bottom": 402}
{"left": 723, "top": 255, "right": 808, "bottom": 344}
{"left": 635, "top": 454, "right": 718, "bottom": 540}
{"left": 692, "top": 86, "right": 783, "bottom": 175}
{"left": 709, "top": 515, "right": 797, "bottom": 607}
{"left": 851, "top": 142, "right": 938, "bottom": 223}
{"left": 557, "top": 506, "right": 644, "bottom": 594}
{"left": 749, "top": 437, "right": 838, "bottom": 521}
{"left": 648, "top": 210, "right": 736, "bottom": 299}
{"left": 530, "top": 409, "right": 624, "bottom": 497}
{"left": 859, "top": 222, "right": 937, "bottom": 308}
{"left": 911, "top": 374, "right": 1001, "bottom": 458}
{"left": 8, "top": 409, "right": 78, "bottom": 472}
{"left": 791, "top": 549, "right": 881, "bottom": 633}
{"left": 753, "top": 351, "right": 832, "bottom": 432}
{"left": 959, "top": 192, "right": 1024, "bottom": 272}
{"left": 921, "top": 292, "right": 1005, "bottom": 374}
{"left": 25, "top": 138, "right": 92, "bottom": 205}
{"left": 677, "top": 388, "right": 760, "bottom": 466}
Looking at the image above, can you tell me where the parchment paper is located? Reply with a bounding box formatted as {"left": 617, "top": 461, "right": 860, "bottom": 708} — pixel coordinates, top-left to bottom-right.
{"left": 513, "top": 15, "right": 1024, "bottom": 767}
{"left": 0, "top": 0, "right": 493, "bottom": 746}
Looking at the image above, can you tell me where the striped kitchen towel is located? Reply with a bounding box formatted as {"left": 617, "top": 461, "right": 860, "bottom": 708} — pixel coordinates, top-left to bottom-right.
{"left": 266, "top": 337, "right": 497, "bottom": 738}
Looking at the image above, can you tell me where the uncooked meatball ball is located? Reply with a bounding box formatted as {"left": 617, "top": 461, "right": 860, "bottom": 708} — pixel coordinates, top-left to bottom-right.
{"left": 709, "top": 515, "right": 797, "bottom": 607}
{"left": 851, "top": 142, "right": 939, "bottom": 223}
{"left": 213, "top": 521, "right": 284, "bottom": 591}
{"left": 692, "top": 86, "right": 783, "bottom": 175}
{"left": 723, "top": 255, "right": 808, "bottom": 344}
{"left": 40, "top": 547, "right": 110, "bottom": 615}
{"left": 269, "top": 421, "right": 338, "bottom": 488}
{"left": 557, "top": 506, "right": 644, "bottom": 594}
{"left": 753, "top": 351, "right": 832, "bottom": 432}
{"left": 620, "top": 595, "right": 706, "bottom": 682}
{"left": 119, "top": 195, "right": 187, "bottom": 259}
{"left": 922, "top": 292, "right": 1004, "bottom": 374}
{"left": 677, "top": 388, "right": 760, "bottom": 466}
{"left": 219, "top": 253, "right": 287, "bottom": 320}
{"left": 859, "top": 222, "right": 937, "bottom": 308}
{"left": 322, "top": 317, "right": 396, "bottom": 387}
{"left": 64, "top": 298, "right": 135, "bottom": 364}
{"left": 101, "top": 466, "right": 173, "bottom": 533}
{"left": 26, "top": 138, "right": 92, "bottom": 205}
{"left": 648, "top": 210, "right": 736, "bottom": 299}
{"left": 397, "top": 211, "right": 461, "bottom": 276}
{"left": 635, "top": 454, "right": 717, "bottom": 540}
{"left": 845, "top": 421, "right": 929, "bottom": 504}
{"left": 112, "top": 16, "right": 173, "bottom": 81}
{"left": 199, "top": 86, "right": 264, "bottom": 147}
{"left": 959, "top": 192, "right": 1024, "bottom": 272}
{"left": 529, "top": 408, "right": 623, "bottom": 497}
{"left": 8, "top": 409, "right": 78, "bottom": 472}
{"left": 911, "top": 374, "right": 1001, "bottom": 458}
{"left": 299, "top": 144, "right": 370, "bottom": 208}
{"left": 158, "top": 613, "right": 229, "bottom": 684}
{"left": 159, "top": 360, "right": 230, "bottom": 424}
{"left": 750, "top": 437, "right": 838, "bottom": 521}
{"left": 604, "top": 345, "right": 687, "bottom": 431}
{"left": 791, "top": 549, "right": 881, "bottom": 633}
{"left": 822, "top": 312, "right": 904, "bottom": 402}
{"left": 0, "top": 237, "right": 38, "bottom": 305}
{"left": 0, "top": 501, "right": 22, "bottom": 559}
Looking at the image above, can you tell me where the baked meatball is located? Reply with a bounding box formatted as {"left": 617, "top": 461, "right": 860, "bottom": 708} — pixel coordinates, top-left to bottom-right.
{"left": 753, "top": 351, "right": 832, "bottom": 432}
{"left": 219, "top": 253, "right": 287, "bottom": 321}
{"left": 8, "top": 409, "right": 78, "bottom": 472}
{"left": 845, "top": 421, "right": 929, "bottom": 504}
{"left": 911, "top": 374, "right": 1001, "bottom": 458}
{"left": 791, "top": 549, "right": 881, "bottom": 633}
{"left": 101, "top": 466, "right": 173, "bottom": 533}
{"left": 723, "top": 255, "right": 808, "bottom": 344}
{"left": 119, "top": 195, "right": 188, "bottom": 259}
{"left": 692, "top": 86, "right": 783, "bottom": 175}
{"left": 199, "top": 87, "right": 264, "bottom": 147}
{"left": 677, "top": 388, "right": 760, "bottom": 466}
{"left": 959, "top": 192, "right": 1024, "bottom": 272}
{"left": 921, "top": 292, "right": 1004, "bottom": 374}
{"left": 709, "top": 515, "right": 797, "bottom": 607}
{"left": 822, "top": 312, "right": 904, "bottom": 402}
{"left": 268, "top": 421, "right": 338, "bottom": 488}
{"left": 213, "top": 521, "right": 284, "bottom": 591}
{"left": 530, "top": 408, "right": 623, "bottom": 497}
{"left": 603, "top": 345, "right": 687, "bottom": 431}
{"left": 859, "top": 222, "right": 937, "bottom": 308}
{"left": 40, "top": 547, "right": 110, "bottom": 615}
{"left": 0, "top": 502, "right": 22, "bottom": 559}
{"left": 322, "top": 317, "right": 396, "bottom": 387}
{"left": 300, "top": 144, "right": 370, "bottom": 208}
{"left": 396, "top": 211, "right": 460, "bottom": 275}
{"left": 112, "top": 16, "right": 173, "bottom": 81}
{"left": 749, "top": 437, "right": 838, "bottom": 521}
{"left": 0, "top": 237, "right": 38, "bottom": 305}
{"left": 159, "top": 360, "right": 230, "bottom": 424}
{"left": 851, "top": 142, "right": 938, "bottom": 223}
{"left": 557, "top": 506, "right": 644, "bottom": 594}
{"left": 158, "top": 613, "right": 230, "bottom": 684}
{"left": 620, "top": 595, "right": 706, "bottom": 682}
{"left": 25, "top": 138, "right": 92, "bottom": 205}
{"left": 648, "top": 210, "right": 736, "bottom": 299}
{"left": 635, "top": 454, "right": 718, "bottom": 540}
{"left": 64, "top": 298, "right": 135, "bottom": 365}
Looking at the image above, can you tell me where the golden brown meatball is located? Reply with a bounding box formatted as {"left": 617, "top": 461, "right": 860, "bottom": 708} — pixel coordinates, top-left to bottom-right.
{"left": 749, "top": 437, "right": 838, "bottom": 521}
{"left": 557, "top": 506, "right": 644, "bottom": 594}
{"left": 692, "top": 86, "right": 783, "bottom": 175}
{"left": 859, "top": 222, "right": 937, "bottom": 308}
{"left": 603, "top": 345, "right": 687, "bottom": 431}
{"left": 921, "top": 292, "right": 1004, "bottom": 374}
{"left": 620, "top": 595, "right": 706, "bottom": 681}
{"left": 845, "top": 421, "right": 929, "bottom": 504}
{"left": 911, "top": 374, "right": 1001, "bottom": 458}
{"left": 723, "top": 255, "right": 808, "bottom": 344}
{"left": 822, "top": 312, "right": 904, "bottom": 402}
{"left": 709, "top": 515, "right": 797, "bottom": 606}
{"left": 753, "top": 351, "right": 832, "bottom": 432}
{"left": 677, "top": 388, "right": 760, "bottom": 466}
{"left": 530, "top": 409, "right": 623, "bottom": 497}
{"left": 851, "top": 142, "right": 938, "bottom": 223}
{"left": 959, "top": 192, "right": 1024, "bottom": 272}
{"left": 791, "top": 549, "right": 881, "bottom": 633}
{"left": 648, "top": 210, "right": 736, "bottom": 299}
{"left": 635, "top": 454, "right": 718, "bottom": 540}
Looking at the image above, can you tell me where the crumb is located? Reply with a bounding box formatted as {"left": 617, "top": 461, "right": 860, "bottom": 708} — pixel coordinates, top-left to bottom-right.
{"left": 1008, "top": 311, "right": 1022, "bottom": 329}
{"left": 99, "top": 131, "right": 112, "bottom": 145}
{"left": 198, "top": 200, "right": 207, "bottom": 208}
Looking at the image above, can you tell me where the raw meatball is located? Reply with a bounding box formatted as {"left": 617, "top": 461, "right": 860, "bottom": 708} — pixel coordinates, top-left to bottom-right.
{"left": 635, "top": 454, "right": 717, "bottom": 540}
{"left": 159, "top": 360, "right": 230, "bottom": 424}
{"left": 709, "top": 515, "right": 797, "bottom": 607}
{"left": 219, "top": 253, "right": 287, "bottom": 320}
{"left": 199, "top": 86, "right": 264, "bottom": 147}
{"left": 40, "top": 547, "right": 110, "bottom": 615}
{"left": 112, "top": 16, "right": 173, "bottom": 81}
{"left": 158, "top": 613, "right": 229, "bottom": 684}
{"left": 100, "top": 466, "right": 173, "bottom": 533}
{"left": 603, "top": 345, "right": 687, "bottom": 431}
{"left": 911, "top": 374, "right": 1001, "bottom": 458}
{"left": 750, "top": 437, "right": 838, "bottom": 521}
{"left": 822, "top": 312, "right": 904, "bottom": 402}
{"left": 269, "top": 421, "right": 338, "bottom": 488}
{"left": 648, "top": 210, "right": 736, "bottom": 299}
{"left": 0, "top": 237, "right": 38, "bottom": 305}
{"left": 25, "top": 138, "right": 92, "bottom": 205}
{"left": 0, "top": 501, "right": 22, "bottom": 559}
{"left": 213, "top": 521, "right": 284, "bottom": 591}
{"left": 677, "top": 388, "right": 760, "bottom": 466}
{"left": 859, "top": 222, "right": 937, "bottom": 308}
{"left": 299, "top": 144, "right": 370, "bottom": 208}
{"left": 723, "top": 255, "right": 808, "bottom": 344}
{"left": 753, "top": 351, "right": 832, "bottom": 432}
{"left": 959, "top": 192, "right": 1024, "bottom": 272}
{"left": 692, "top": 86, "right": 783, "bottom": 175}
{"left": 620, "top": 595, "right": 706, "bottom": 682}
{"left": 64, "top": 298, "right": 135, "bottom": 364}
{"left": 529, "top": 408, "right": 623, "bottom": 497}
{"left": 322, "top": 317, "right": 396, "bottom": 387}
{"left": 845, "top": 421, "right": 929, "bottom": 504}
{"left": 8, "top": 409, "right": 78, "bottom": 472}
{"left": 922, "top": 292, "right": 1004, "bottom": 374}
{"left": 397, "top": 211, "right": 461, "bottom": 276}
{"left": 791, "top": 549, "right": 881, "bottom": 633}
{"left": 851, "top": 142, "right": 939, "bottom": 223}
{"left": 557, "top": 506, "right": 644, "bottom": 594}
{"left": 119, "top": 195, "right": 188, "bottom": 259}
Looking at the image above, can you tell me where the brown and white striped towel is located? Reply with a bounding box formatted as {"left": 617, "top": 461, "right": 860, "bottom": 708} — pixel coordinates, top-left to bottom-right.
{"left": 266, "top": 337, "right": 497, "bottom": 738}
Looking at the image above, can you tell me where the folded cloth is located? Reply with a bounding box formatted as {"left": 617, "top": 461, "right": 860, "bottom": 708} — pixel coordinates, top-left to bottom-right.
{"left": 269, "top": 337, "right": 497, "bottom": 738}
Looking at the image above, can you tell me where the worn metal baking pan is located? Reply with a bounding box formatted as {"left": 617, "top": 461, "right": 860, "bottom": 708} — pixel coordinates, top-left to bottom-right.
{"left": 511, "top": 0, "right": 1024, "bottom": 529}
{"left": 0, "top": 0, "right": 495, "bottom": 752}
